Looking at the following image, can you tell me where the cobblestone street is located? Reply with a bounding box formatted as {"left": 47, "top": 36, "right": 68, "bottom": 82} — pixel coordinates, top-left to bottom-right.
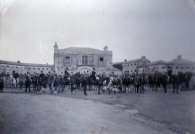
{"left": 0, "top": 87, "right": 195, "bottom": 134}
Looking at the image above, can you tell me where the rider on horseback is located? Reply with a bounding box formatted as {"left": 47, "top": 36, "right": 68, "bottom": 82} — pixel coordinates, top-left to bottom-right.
{"left": 91, "top": 68, "right": 99, "bottom": 81}
{"left": 64, "top": 68, "right": 71, "bottom": 83}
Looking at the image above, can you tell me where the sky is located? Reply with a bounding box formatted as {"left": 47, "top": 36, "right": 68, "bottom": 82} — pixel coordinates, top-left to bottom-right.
{"left": 0, "top": 0, "right": 195, "bottom": 64}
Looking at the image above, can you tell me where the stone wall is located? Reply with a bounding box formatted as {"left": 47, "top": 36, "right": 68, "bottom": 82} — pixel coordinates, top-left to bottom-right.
{"left": 54, "top": 47, "right": 113, "bottom": 74}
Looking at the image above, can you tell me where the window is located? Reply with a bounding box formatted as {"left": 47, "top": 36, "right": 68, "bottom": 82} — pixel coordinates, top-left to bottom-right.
{"left": 42, "top": 68, "right": 44, "bottom": 70}
{"left": 192, "top": 67, "right": 194, "bottom": 69}
{"left": 131, "top": 70, "right": 132, "bottom": 72}
{"left": 29, "top": 68, "right": 30, "bottom": 69}
{"left": 135, "top": 70, "right": 136, "bottom": 72}
{"left": 162, "top": 66, "right": 164, "bottom": 69}
{"left": 181, "top": 67, "right": 183, "bottom": 69}
{"left": 65, "top": 56, "right": 71, "bottom": 65}
{"left": 99, "top": 57, "right": 104, "bottom": 66}
{"left": 88, "top": 55, "right": 94, "bottom": 65}
{"left": 153, "top": 67, "right": 155, "bottom": 69}
{"left": 47, "top": 68, "right": 48, "bottom": 70}
{"left": 128, "top": 64, "right": 129, "bottom": 66}
{"left": 131, "top": 64, "right": 132, "bottom": 66}
{"left": 82, "top": 56, "right": 88, "bottom": 65}
{"left": 135, "top": 63, "right": 136, "bottom": 65}
{"left": 38, "top": 68, "right": 40, "bottom": 70}
{"left": 186, "top": 67, "right": 189, "bottom": 69}
{"left": 175, "top": 67, "right": 178, "bottom": 69}
{"left": 7, "top": 66, "right": 9, "bottom": 67}
{"left": 33, "top": 68, "right": 35, "bottom": 69}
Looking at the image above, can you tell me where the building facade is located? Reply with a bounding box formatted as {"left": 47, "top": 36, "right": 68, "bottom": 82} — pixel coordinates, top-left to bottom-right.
{"left": 0, "top": 60, "right": 53, "bottom": 75}
{"left": 137, "top": 55, "right": 195, "bottom": 75}
{"left": 53, "top": 42, "right": 117, "bottom": 75}
{"left": 122, "top": 56, "right": 151, "bottom": 74}
{"left": 0, "top": 43, "right": 122, "bottom": 77}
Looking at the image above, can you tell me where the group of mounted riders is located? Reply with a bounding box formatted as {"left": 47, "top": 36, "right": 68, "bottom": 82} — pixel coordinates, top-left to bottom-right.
{"left": 0, "top": 68, "right": 182, "bottom": 94}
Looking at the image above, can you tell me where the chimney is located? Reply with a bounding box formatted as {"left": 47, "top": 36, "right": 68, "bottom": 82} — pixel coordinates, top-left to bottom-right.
{"left": 177, "top": 55, "right": 182, "bottom": 60}
{"left": 17, "top": 61, "right": 20, "bottom": 64}
{"left": 104, "top": 46, "right": 108, "bottom": 51}
{"left": 141, "top": 56, "right": 146, "bottom": 59}
{"left": 124, "top": 59, "right": 127, "bottom": 62}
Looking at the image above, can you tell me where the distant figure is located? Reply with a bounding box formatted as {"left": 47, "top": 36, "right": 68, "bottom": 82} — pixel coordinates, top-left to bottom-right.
{"left": 82, "top": 71, "right": 88, "bottom": 95}
{"left": 0, "top": 77, "right": 4, "bottom": 92}
{"left": 19, "top": 80, "right": 23, "bottom": 89}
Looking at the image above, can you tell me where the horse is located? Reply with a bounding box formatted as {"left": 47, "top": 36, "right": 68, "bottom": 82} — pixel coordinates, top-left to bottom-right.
{"left": 61, "top": 73, "right": 81, "bottom": 95}
{"left": 168, "top": 73, "right": 180, "bottom": 93}
{"left": 81, "top": 74, "right": 110, "bottom": 95}
{"left": 9, "top": 74, "right": 19, "bottom": 93}
{"left": 37, "top": 75, "right": 48, "bottom": 93}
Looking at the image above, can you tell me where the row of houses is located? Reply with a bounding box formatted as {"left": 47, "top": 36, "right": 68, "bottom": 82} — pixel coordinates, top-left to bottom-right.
{"left": 115, "top": 55, "right": 195, "bottom": 75}
{"left": 0, "top": 60, "right": 53, "bottom": 75}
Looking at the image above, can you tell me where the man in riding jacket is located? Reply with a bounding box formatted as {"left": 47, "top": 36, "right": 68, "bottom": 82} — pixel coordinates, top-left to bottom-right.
{"left": 13, "top": 71, "right": 19, "bottom": 86}
{"left": 91, "top": 68, "right": 99, "bottom": 81}
{"left": 82, "top": 71, "right": 88, "bottom": 95}
{"left": 39, "top": 71, "right": 44, "bottom": 79}
{"left": 64, "top": 68, "right": 71, "bottom": 80}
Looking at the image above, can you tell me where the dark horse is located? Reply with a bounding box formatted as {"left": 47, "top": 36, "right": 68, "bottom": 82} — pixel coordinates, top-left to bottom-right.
{"left": 37, "top": 75, "right": 48, "bottom": 93}
{"left": 168, "top": 73, "right": 180, "bottom": 94}
{"left": 61, "top": 72, "right": 81, "bottom": 94}
{"left": 82, "top": 75, "right": 110, "bottom": 95}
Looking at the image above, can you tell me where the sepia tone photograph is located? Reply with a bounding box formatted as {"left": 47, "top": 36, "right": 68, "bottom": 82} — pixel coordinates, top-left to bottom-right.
{"left": 0, "top": 0, "right": 195, "bottom": 134}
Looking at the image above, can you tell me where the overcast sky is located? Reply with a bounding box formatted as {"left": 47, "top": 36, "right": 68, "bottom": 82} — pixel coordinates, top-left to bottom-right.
{"left": 0, "top": 0, "right": 195, "bottom": 64}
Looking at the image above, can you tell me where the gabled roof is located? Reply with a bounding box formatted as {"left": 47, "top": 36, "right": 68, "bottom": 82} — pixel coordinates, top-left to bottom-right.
{"left": 0, "top": 60, "right": 53, "bottom": 67}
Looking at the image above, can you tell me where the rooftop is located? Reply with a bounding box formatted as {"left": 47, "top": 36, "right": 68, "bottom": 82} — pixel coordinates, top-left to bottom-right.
{"left": 0, "top": 60, "right": 53, "bottom": 67}
{"left": 123, "top": 56, "right": 150, "bottom": 63}
{"left": 169, "top": 55, "right": 195, "bottom": 65}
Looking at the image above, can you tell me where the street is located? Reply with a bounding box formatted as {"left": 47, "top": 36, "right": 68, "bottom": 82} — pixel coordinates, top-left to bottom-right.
{"left": 0, "top": 87, "right": 195, "bottom": 134}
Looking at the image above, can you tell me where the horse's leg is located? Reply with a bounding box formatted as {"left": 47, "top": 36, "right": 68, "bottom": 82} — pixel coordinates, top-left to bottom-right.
{"left": 98, "top": 84, "right": 101, "bottom": 95}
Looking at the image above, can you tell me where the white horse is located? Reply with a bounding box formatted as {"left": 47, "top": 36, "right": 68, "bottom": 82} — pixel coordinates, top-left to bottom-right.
{"left": 10, "top": 74, "right": 19, "bottom": 93}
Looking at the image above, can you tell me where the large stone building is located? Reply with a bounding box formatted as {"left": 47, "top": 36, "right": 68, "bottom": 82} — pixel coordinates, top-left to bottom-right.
{"left": 53, "top": 42, "right": 119, "bottom": 75}
{"left": 0, "top": 42, "right": 122, "bottom": 76}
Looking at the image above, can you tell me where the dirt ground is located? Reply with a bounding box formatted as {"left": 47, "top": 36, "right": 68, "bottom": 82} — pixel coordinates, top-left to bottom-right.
{"left": 0, "top": 87, "right": 195, "bottom": 134}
